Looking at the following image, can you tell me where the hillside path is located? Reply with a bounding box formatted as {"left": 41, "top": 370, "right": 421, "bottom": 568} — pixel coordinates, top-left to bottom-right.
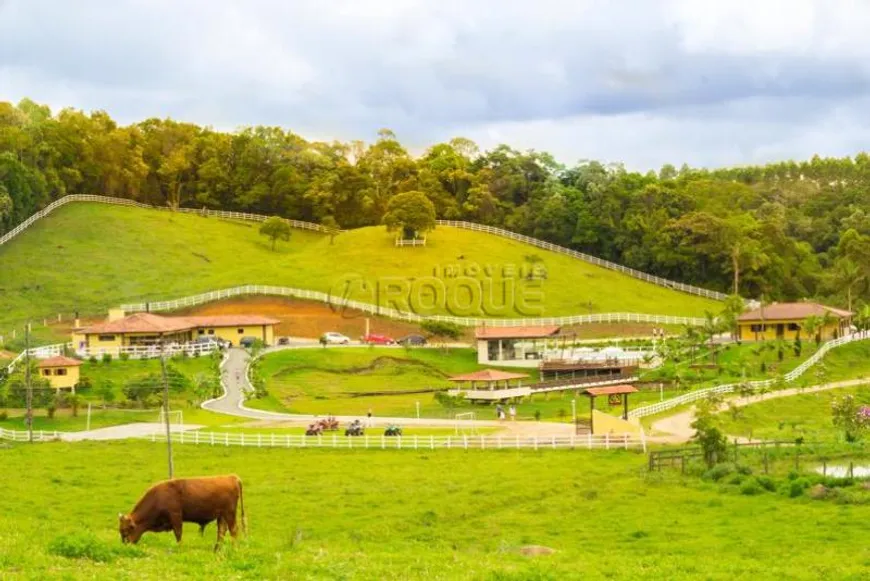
{"left": 650, "top": 378, "right": 870, "bottom": 443}
{"left": 59, "top": 422, "right": 203, "bottom": 442}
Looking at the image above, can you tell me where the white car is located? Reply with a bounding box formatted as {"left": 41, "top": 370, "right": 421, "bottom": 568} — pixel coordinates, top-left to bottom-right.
{"left": 321, "top": 332, "right": 351, "bottom": 345}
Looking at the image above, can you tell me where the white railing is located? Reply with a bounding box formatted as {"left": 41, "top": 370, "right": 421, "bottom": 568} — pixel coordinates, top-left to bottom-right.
{"left": 0, "top": 194, "right": 332, "bottom": 248}
{"left": 628, "top": 330, "right": 870, "bottom": 418}
{"left": 3, "top": 343, "right": 70, "bottom": 375}
{"left": 395, "top": 238, "right": 426, "bottom": 247}
{"left": 74, "top": 342, "right": 219, "bottom": 360}
{"left": 0, "top": 427, "right": 63, "bottom": 442}
{"left": 119, "top": 284, "right": 706, "bottom": 328}
{"left": 3, "top": 341, "right": 217, "bottom": 375}
{"left": 437, "top": 220, "right": 730, "bottom": 302}
{"left": 144, "top": 429, "right": 645, "bottom": 451}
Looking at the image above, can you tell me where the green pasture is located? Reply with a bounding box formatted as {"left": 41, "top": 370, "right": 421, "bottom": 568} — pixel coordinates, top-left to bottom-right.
{"left": 0, "top": 202, "right": 719, "bottom": 346}
{"left": 2, "top": 441, "right": 870, "bottom": 579}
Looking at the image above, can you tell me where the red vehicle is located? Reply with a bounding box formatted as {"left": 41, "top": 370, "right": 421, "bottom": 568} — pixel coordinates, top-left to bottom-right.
{"left": 362, "top": 333, "right": 395, "bottom": 345}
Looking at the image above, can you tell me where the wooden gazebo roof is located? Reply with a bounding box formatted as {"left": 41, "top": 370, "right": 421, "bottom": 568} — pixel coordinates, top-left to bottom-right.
{"left": 585, "top": 385, "right": 638, "bottom": 397}
{"left": 448, "top": 370, "right": 530, "bottom": 383}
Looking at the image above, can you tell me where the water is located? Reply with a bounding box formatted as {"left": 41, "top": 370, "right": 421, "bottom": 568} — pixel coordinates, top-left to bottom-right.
{"left": 814, "top": 463, "right": 870, "bottom": 478}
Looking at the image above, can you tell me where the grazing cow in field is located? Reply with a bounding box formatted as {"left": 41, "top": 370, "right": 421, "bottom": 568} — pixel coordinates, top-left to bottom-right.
{"left": 118, "top": 474, "right": 245, "bottom": 550}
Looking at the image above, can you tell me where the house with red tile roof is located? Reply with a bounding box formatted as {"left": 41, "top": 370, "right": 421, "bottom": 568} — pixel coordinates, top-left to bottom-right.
{"left": 736, "top": 302, "right": 853, "bottom": 342}
{"left": 37, "top": 356, "right": 83, "bottom": 390}
{"left": 72, "top": 312, "right": 279, "bottom": 352}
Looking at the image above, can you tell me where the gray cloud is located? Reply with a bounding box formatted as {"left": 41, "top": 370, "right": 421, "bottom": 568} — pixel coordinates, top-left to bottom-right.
{"left": 1, "top": 0, "right": 869, "bottom": 169}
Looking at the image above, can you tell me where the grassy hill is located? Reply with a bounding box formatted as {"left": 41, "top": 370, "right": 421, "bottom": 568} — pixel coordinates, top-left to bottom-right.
{"left": 0, "top": 202, "right": 720, "bottom": 337}
{"left": 4, "top": 441, "right": 870, "bottom": 579}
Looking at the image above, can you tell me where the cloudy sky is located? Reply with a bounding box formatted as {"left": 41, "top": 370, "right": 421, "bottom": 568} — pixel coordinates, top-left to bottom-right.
{"left": 2, "top": 0, "right": 869, "bottom": 170}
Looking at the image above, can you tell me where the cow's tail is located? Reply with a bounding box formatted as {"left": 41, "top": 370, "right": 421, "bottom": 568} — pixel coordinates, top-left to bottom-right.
{"left": 238, "top": 476, "right": 247, "bottom": 535}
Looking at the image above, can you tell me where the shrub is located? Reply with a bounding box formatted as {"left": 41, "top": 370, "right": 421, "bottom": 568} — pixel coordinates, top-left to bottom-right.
{"left": 702, "top": 463, "right": 734, "bottom": 482}
{"left": 101, "top": 353, "right": 112, "bottom": 364}
{"left": 735, "top": 464, "right": 753, "bottom": 475}
{"left": 119, "top": 352, "right": 130, "bottom": 362}
{"left": 0, "top": 411, "right": 7, "bottom": 420}
{"left": 781, "top": 477, "right": 811, "bottom": 498}
{"left": 727, "top": 473, "right": 746, "bottom": 486}
{"left": 88, "top": 356, "right": 98, "bottom": 364}
{"left": 755, "top": 475, "right": 776, "bottom": 492}
{"left": 740, "top": 477, "right": 764, "bottom": 496}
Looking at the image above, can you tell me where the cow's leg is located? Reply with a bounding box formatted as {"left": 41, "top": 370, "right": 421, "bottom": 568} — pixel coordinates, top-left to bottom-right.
{"left": 214, "top": 517, "right": 226, "bottom": 552}
{"left": 170, "top": 511, "right": 183, "bottom": 544}
{"left": 225, "top": 511, "right": 238, "bottom": 539}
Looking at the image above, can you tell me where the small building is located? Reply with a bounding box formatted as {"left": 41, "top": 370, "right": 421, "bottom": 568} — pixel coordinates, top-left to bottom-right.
{"left": 475, "top": 326, "right": 561, "bottom": 367}
{"left": 74, "top": 312, "right": 279, "bottom": 352}
{"left": 737, "top": 302, "right": 852, "bottom": 342}
{"left": 37, "top": 356, "right": 82, "bottom": 390}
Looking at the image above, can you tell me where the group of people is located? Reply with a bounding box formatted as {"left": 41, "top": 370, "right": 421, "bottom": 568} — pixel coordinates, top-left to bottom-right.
{"left": 495, "top": 404, "right": 516, "bottom": 421}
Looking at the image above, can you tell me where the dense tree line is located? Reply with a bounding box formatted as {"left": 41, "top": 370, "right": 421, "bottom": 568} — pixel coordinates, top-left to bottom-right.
{"left": 2, "top": 99, "right": 869, "bottom": 308}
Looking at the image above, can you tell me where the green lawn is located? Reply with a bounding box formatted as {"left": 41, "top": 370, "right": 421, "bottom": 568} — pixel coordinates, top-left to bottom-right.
{"left": 2, "top": 441, "right": 870, "bottom": 579}
{"left": 0, "top": 202, "right": 719, "bottom": 346}
{"left": 717, "top": 385, "right": 870, "bottom": 443}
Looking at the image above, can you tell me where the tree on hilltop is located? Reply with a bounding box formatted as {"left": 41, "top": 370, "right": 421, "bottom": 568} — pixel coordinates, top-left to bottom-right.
{"left": 260, "top": 216, "right": 292, "bottom": 250}
{"left": 383, "top": 191, "right": 436, "bottom": 240}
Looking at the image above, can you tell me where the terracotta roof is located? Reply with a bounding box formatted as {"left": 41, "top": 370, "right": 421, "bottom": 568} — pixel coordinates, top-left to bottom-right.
{"left": 737, "top": 302, "right": 853, "bottom": 322}
{"left": 449, "top": 369, "right": 530, "bottom": 382}
{"left": 81, "top": 313, "right": 196, "bottom": 335}
{"left": 37, "top": 356, "right": 83, "bottom": 368}
{"left": 475, "top": 325, "right": 561, "bottom": 340}
{"left": 585, "top": 385, "right": 638, "bottom": 396}
{"left": 82, "top": 313, "right": 280, "bottom": 335}
{"left": 184, "top": 315, "right": 281, "bottom": 327}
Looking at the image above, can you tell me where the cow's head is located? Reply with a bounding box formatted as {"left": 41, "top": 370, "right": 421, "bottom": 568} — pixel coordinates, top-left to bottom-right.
{"left": 118, "top": 513, "right": 137, "bottom": 544}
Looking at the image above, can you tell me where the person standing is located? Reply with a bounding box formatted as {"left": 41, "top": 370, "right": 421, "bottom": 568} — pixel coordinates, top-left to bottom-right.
{"left": 509, "top": 405, "right": 516, "bottom": 421}
{"left": 367, "top": 408, "right": 373, "bottom": 427}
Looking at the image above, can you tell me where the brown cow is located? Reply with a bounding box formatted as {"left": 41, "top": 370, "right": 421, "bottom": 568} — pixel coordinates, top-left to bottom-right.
{"left": 119, "top": 474, "right": 245, "bottom": 550}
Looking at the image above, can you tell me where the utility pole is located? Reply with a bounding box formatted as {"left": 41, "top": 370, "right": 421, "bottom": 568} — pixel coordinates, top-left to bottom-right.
{"left": 25, "top": 322, "right": 32, "bottom": 443}
{"left": 159, "top": 339, "right": 174, "bottom": 479}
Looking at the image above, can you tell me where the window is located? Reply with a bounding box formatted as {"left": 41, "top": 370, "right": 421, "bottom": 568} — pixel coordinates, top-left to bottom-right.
{"left": 208, "top": 329, "right": 215, "bottom": 335}
{"left": 238, "top": 328, "right": 245, "bottom": 334}
{"left": 750, "top": 324, "right": 764, "bottom": 332}
{"left": 198, "top": 329, "right": 205, "bottom": 335}
{"left": 98, "top": 335, "right": 116, "bottom": 342}
{"left": 55, "top": 368, "right": 67, "bottom": 376}
{"left": 42, "top": 369, "right": 51, "bottom": 377}
{"left": 788, "top": 323, "right": 800, "bottom": 331}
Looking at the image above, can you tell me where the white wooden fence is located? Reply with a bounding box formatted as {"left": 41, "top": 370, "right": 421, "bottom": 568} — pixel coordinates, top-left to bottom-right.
{"left": 0, "top": 194, "right": 332, "bottom": 248}
{"left": 3, "top": 341, "right": 218, "bottom": 375}
{"left": 0, "top": 194, "right": 726, "bottom": 303}
{"left": 437, "top": 220, "right": 730, "bottom": 302}
{"left": 628, "top": 331, "right": 870, "bottom": 418}
{"left": 146, "top": 429, "right": 645, "bottom": 451}
{"left": 119, "top": 284, "right": 707, "bottom": 328}
{"left": 0, "top": 427, "right": 62, "bottom": 442}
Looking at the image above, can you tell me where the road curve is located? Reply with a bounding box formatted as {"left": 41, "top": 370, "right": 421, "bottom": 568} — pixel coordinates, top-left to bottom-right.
{"left": 201, "top": 347, "right": 505, "bottom": 428}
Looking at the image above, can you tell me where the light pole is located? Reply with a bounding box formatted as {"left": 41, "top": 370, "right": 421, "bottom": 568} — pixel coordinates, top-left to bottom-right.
{"left": 571, "top": 398, "right": 576, "bottom": 423}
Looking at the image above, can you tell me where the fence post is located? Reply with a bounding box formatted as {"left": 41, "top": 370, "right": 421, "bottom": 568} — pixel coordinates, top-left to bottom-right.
{"left": 587, "top": 433, "right": 592, "bottom": 449}
{"left": 225, "top": 433, "right": 229, "bottom": 446}
{"left": 430, "top": 435, "right": 434, "bottom": 450}
{"left": 241, "top": 433, "right": 245, "bottom": 447}
{"left": 381, "top": 435, "right": 385, "bottom": 449}
{"left": 210, "top": 432, "right": 214, "bottom": 446}
{"left": 481, "top": 435, "right": 485, "bottom": 450}
{"left": 447, "top": 436, "right": 451, "bottom": 449}
{"left": 552, "top": 436, "right": 556, "bottom": 449}
{"left": 414, "top": 435, "right": 418, "bottom": 450}
{"left": 333, "top": 434, "right": 337, "bottom": 448}
{"left": 623, "top": 434, "right": 628, "bottom": 450}
{"left": 605, "top": 433, "right": 610, "bottom": 450}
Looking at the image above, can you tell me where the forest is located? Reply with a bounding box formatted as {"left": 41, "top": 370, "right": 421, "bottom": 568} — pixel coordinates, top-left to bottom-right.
{"left": 1, "top": 98, "right": 869, "bottom": 308}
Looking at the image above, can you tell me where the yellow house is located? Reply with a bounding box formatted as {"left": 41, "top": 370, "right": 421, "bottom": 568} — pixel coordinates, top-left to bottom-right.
{"left": 737, "top": 302, "right": 853, "bottom": 342}
{"left": 74, "top": 312, "right": 278, "bottom": 352}
{"left": 37, "top": 356, "right": 82, "bottom": 390}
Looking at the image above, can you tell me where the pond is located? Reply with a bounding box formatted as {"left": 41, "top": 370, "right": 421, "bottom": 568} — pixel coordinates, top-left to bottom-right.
{"left": 814, "top": 463, "right": 870, "bottom": 478}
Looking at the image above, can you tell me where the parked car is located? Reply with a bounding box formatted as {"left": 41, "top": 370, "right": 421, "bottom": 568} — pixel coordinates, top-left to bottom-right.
{"left": 362, "top": 333, "right": 395, "bottom": 345}
{"left": 321, "top": 332, "right": 351, "bottom": 345}
{"left": 397, "top": 334, "right": 427, "bottom": 346}
{"left": 239, "top": 336, "right": 260, "bottom": 348}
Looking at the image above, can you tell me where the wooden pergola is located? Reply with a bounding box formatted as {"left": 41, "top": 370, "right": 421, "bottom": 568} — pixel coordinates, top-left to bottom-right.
{"left": 584, "top": 384, "right": 638, "bottom": 434}
{"left": 448, "top": 369, "right": 530, "bottom": 390}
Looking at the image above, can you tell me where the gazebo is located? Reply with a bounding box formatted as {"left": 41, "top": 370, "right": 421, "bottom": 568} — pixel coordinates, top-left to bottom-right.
{"left": 448, "top": 369, "right": 530, "bottom": 390}
{"left": 583, "top": 384, "right": 638, "bottom": 434}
